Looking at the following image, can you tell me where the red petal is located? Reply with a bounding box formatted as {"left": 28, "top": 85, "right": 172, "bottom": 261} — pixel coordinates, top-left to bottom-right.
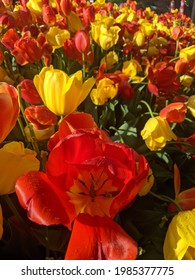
{"left": 147, "top": 83, "right": 159, "bottom": 96}
{"left": 65, "top": 214, "right": 138, "bottom": 260}
{"left": 15, "top": 171, "right": 76, "bottom": 229}
{"left": 46, "top": 132, "right": 104, "bottom": 188}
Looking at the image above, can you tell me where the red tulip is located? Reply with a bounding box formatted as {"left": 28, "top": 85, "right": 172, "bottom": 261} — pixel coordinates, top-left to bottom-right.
{"left": 0, "top": 82, "right": 19, "bottom": 143}
{"left": 19, "top": 79, "right": 42, "bottom": 105}
{"left": 74, "top": 30, "right": 90, "bottom": 53}
{"left": 15, "top": 131, "right": 149, "bottom": 259}
{"left": 42, "top": 4, "right": 56, "bottom": 25}
{"left": 48, "top": 112, "right": 101, "bottom": 150}
{"left": 82, "top": 6, "right": 95, "bottom": 27}
{"left": 56, "top": 0, "right": 72, "bottom": 16}
{"left": 1, "top": 28, "right": 20, "bottom": 51}
{"left": 159, "top": 102, "right": 187, "bottom": 123}
{"left": 24, "top": 105, "right": 58, "bottom": 130}
{"left": 147, "top": 63, "right": 181, "bottom": 99}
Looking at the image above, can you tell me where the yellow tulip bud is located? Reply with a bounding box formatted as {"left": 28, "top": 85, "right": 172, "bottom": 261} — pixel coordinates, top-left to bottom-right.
{"left": 33, "top": 65, "right": 95, "bottom": 116}
{"left": 0, "top": 142, "right": 40, "bottom": 195}
{"left": 141, "top": 116, "right": 177, "bottom": 151}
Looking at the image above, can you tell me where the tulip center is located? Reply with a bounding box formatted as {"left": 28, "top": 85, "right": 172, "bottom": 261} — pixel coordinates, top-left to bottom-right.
{"left": 68, "top": 168, "right": 119, "bottom": 216}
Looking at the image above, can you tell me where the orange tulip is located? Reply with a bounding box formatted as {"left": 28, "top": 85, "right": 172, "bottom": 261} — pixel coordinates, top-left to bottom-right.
{"left": 168, "top": 164, "right": 195, "bottom": 212}
{"left": 159, "top": 102, "right": 187, "bottom": 123}
{"left": 0, "top": 82, "right": 19, "bottom": 143}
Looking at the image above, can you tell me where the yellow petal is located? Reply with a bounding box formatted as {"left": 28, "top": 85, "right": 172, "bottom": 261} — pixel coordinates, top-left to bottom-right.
{"left": 163, "top": 209, "right": 195, "bottom": 260}
{"left": 0, "top": 142, "right": 40, "bottom": 195}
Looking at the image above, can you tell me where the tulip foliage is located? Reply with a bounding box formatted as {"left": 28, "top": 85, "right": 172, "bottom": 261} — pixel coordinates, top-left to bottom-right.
{"left": 0, "top": 0, "right": 195, "bottom": 260}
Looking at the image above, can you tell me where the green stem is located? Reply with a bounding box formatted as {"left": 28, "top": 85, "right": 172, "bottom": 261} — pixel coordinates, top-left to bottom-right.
{"left": 140, "top": 100, "right": 154, "bottom": 117}
{"left": 82, "top": 52, "right": 86, "bottom": 80}
{"left": 149, "top": 191, "right": 183, "bottom": 211}
{"left": 185, "top": 117, "right": 195, "bottom": 124}
{"left": 3, "top": 195, "right": 33, "bottom": 236}
{"left": 17, "top": 116, "right": 27, "bottom": 140}
{"left": 109, "top": 126, "right": 124, "bottom": 143}
{"left": 17, "top": 86, "right": 40, "bottom": 155}
{"left": 175, "top": 39, "right": 179, "bottom": 58}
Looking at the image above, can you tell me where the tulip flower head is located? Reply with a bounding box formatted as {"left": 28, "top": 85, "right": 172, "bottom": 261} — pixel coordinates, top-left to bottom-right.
{"left": 90, "top": 77, "right": 118, "bottom": 105}
{"left": 33, "top": 65, "right": 95, "bottom": 116}
{"left": 159, "top": 102, "right": 187, "bottom": 123}
{"left": 141, "top": 116, "right": 177, "bottom": 151}
{"left": 15, "top": 131, "right": 149, "bottom": 259}
{"left": 0, "top": 82, "right": 19, "bottom": 143}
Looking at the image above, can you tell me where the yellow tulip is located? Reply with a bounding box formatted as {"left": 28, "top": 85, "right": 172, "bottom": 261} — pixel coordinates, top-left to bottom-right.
{"left": 122, "top": 59, "right": 144, "bottom": 82}
{"left": 67, "top": 11, "right": 83, "bottom": 33}
{"left": 133, "top": 31, "right": 145, "bottom": 47}
{"left": 156, "top": 22, "right": 170, "bottom": 36}
{"left": 180, "top": 45, "right": 195, "bottom": 61}
{"left": 46, "top": 27, "right": 70, "bottom": 51}
{"left": 24, "top": 125, "right": 55, "bottom": 142}
{"left": 187, "top": 95, "right": 195, "bottom": 117}
{"left": 90, "top": 78, "right": 118, "bottom": 105}
{"left": 139, "top": 20, "right": 155, "bottom": 37}
{"left": 26, "top": 0, "right": 42, "bottom": 16}
{"left": 163, "top": 209, "right": 195, "bottom": 260}
{"left": 0, "top": 141, "right": 40, "bottom": 195}
{"left": 115, "top": 13, "right": 128, "bottom": 24}
{"left": 141, "top": 116, "right": 177, "bottom": 151}
{"left": 27, "top": 0, "right": 56, "bottom": 16}
{"left": 33, "top": 65, "right": 95, "bottom": 116}
{"left": 0, "top": 205, "right": 3, "bottom": 240}
{"left": 180, "top": 75, "right": 193, "bottom": 88}
{"left": 91, "top": 21, "right": 120, "bottom": 51}
{"left": 100, "top": 51, "right": 118, "bottom": 70}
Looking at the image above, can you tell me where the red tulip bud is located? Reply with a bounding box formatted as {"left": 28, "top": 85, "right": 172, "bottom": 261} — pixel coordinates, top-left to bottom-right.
{"left": 59, "top": 0, "right": 72, "bottom": 16}
{"left": 74, "top": 30, "right": 90, "bottom": 53}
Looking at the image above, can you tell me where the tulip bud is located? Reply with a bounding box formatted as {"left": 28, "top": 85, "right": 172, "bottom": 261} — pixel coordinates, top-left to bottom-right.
{"left": 24, "top": 105, "right": 57, "bottom": 130}
{"left": 19, "top": 79, "right": 41, "bottom": 105}
{"left": 57, "top": 0, "right": 72, "bottom": 16}
{"left": 74, "top": 30, "right": 90, "bottom": 53}
{"left": 42, "top": 4, "right": 56, "bottom": 25}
